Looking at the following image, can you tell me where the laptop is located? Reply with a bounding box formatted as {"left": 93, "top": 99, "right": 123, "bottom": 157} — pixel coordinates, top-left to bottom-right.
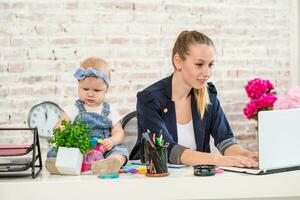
{"left": 221, "top": 108, "right": 300, "bottom": 175}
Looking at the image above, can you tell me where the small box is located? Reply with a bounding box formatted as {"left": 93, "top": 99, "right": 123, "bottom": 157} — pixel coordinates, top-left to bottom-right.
{"left": 55, "top": 147, "right": 83, "bottom": 175}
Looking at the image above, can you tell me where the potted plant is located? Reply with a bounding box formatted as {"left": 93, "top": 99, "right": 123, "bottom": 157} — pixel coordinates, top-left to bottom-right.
{"left": 49, "top": 120, "right": 91, "bottom": 175}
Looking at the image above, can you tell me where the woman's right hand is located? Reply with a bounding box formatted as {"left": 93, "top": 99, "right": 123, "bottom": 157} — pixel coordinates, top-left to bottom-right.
{"left": 217, "top": 155, "right": 258, "bottom": 168}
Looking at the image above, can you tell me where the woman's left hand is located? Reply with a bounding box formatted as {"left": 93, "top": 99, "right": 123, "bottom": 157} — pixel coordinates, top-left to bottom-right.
{"left": 102, "top": 138, "right": 114, "bottom": 151}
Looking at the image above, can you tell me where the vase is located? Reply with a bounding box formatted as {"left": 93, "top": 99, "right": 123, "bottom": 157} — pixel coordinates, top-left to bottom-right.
{"left": 55, "top": 147, "right": 83, "bottom": 175}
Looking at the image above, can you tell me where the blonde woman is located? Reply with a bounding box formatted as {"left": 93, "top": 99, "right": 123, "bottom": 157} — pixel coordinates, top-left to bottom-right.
{"left": 130, "top": 31, "right": 258, "bottom": 167}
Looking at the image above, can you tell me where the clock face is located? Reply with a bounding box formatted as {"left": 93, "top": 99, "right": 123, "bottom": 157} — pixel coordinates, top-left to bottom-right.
{"left": 28, "top": 101, "right": 62, "bottom": 138}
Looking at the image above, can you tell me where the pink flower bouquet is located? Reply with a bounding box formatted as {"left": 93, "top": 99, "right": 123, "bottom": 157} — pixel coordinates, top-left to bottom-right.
{"left": 243, "top": 78, "right": 277, "bottom": 120}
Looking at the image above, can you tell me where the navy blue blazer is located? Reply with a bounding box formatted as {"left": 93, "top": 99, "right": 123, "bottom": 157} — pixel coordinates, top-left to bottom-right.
{"left": 129, "top": 75, "right": 235, "bottom": 161}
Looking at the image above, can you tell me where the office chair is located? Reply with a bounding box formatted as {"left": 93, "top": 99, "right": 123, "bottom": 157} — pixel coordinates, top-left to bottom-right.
{"left": 120, "top": 111, "right": 137, "bottom": 155}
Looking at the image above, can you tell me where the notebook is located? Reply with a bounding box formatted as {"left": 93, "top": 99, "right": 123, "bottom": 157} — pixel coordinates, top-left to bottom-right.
{"left": 130, "top": 160, "right": 189, "bottom": 169}
{"left": 221, "top": 108, "right": 300, "bottom": 175}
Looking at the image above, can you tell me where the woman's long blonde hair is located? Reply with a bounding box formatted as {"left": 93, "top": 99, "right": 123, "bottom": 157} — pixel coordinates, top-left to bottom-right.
{"left": 172, "top": 30, "right": 214, "bottom": 119}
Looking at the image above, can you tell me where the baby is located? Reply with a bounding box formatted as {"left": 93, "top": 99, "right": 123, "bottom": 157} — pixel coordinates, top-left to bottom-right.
{"left": 46, "top": 57, "right": 128, "bottom": 174}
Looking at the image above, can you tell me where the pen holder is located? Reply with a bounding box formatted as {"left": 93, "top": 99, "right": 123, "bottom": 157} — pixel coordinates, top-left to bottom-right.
{"left": 140, "top": 139, "right": 146, "bottom": 163}
{"left": 144, "top": 144, "right": 169, "bottom": 177}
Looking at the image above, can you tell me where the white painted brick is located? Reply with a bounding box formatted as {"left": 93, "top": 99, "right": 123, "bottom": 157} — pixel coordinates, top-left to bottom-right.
{"left": 0, "top": 0, "right": 295, "bottom": 151}
{"left": 127, "top": 24, "right": 161, "bottom": 35}
{"left": 42, "top": 14, "right": 73, "bottom": 24}
{"left": 100, "top": 12, "right": 134, "bottom": 23}
{"left": 49, "top": 48, "right": 83, "bottom": 60}
{"left": 0, "top": 2, "right": 9, "bottom": 10}
{"left": 10, "top": 2, "right": 26, "bottom": 10}
{"left": 34, "top": 24, "right": 66, "bottom": 36}
{"left": 93, "top": 25, "right": 128, "bottom": 36}
{"left": 27, "top": 2, "right": 63, "bottom": 11}
{"left": 1, "top": 48, "right": 26, "bottom": 60}
{"left": 61, "top": 24, "right": 94, "bottom": 36}
{"left": 134, "top": 2, "right": 164, "bottom": 12}
{"left": 10, "top": 37, "right": 47, "bottom": 47}
{"left": 134, "top": 13, "right": 169, "bottom": 24}
{"left": 26, "top": 48, "right": 54, "bottom": 60}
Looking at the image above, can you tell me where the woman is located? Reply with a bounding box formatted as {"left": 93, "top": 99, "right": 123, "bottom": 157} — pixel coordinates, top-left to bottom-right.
{"left": 130, "top": 30, "right": 258, "bottom": 167}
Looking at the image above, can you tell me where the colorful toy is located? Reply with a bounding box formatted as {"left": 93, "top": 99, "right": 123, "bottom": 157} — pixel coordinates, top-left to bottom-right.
{"left": 91, "top": 136, "right": 100, "bottom": 147}
{"left": 119, "top": 165, "right": 147, "bottom": 174}
{"left": 98, "top": 173, "right": 119, "bottom": 179}
{"left": 215, "top": 168, "right": 224, "bottom": 174}
{"left": 81, "top": 136, "right": 105, "bottom": 172}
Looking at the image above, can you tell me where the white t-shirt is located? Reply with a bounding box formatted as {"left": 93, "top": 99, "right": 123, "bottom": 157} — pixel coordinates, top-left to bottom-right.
{"left": 63, "top": 103, "right": 122, "bottom": 127}
{"left": 177, "top": 120, "right": 197, "bottom": 150}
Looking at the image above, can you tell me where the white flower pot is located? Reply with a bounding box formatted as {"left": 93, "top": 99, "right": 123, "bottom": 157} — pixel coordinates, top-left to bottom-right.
{"left": 55, "top": 147, "right": 83, "bottom": 175}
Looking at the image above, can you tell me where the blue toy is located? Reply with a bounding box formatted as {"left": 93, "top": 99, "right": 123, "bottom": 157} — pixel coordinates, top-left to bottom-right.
{"left": 98, "top": 174, "right": 119, "bottom": 179}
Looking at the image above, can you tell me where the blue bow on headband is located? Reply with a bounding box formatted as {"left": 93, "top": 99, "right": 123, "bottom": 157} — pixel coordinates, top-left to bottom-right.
{"left": 74, "top": 67, "right": 110, "bottom": 86}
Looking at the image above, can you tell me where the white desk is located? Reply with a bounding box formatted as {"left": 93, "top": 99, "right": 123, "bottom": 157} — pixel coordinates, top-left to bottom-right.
{"left": 1, "top": 167, "right": 300, "bottom": 200}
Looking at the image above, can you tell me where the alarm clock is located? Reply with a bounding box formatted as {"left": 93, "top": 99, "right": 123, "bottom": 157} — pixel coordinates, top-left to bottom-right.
{"left": 28, "top": 101, "right": 62, "bottom": 138}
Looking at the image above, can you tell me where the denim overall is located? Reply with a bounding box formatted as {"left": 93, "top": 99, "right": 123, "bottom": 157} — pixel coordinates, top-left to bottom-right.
{"left": 74, "top": 100, "right": 112, "bottom": 139}
{"left": 47, "top": 100, "right": 129, "bottom": 159}
{"left": 74, "top": 100, "right": 128, "bottom": 159}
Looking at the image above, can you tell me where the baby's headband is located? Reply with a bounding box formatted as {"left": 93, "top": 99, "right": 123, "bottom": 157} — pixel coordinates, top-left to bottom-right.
{"left": 74, "top": 67, "right": 110, "bottom": 86}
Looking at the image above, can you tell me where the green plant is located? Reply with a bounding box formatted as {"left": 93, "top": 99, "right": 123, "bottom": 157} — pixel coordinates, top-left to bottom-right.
{"left": 49, "top": 119, "right": 91, "bottom": 154}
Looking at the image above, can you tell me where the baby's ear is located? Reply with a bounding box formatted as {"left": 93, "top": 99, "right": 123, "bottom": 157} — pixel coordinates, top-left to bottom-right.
{"left": 106, "top": 86, "right": 111, "bottom": 93}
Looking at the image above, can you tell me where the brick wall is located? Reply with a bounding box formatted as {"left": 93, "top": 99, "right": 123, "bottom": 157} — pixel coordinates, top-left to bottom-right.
{"left": 0, "top": 0, "right": 293, "bottom": 152}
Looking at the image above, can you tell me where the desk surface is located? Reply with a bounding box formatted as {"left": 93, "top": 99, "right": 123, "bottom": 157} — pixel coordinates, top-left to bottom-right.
{"left": 1, "top": 166, "right": 300, "bottom": 200}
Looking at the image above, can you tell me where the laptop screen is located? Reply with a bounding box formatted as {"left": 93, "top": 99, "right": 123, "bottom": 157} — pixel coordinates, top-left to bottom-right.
{"left": 258, "top": 108, "right": 300, "bottom": 170}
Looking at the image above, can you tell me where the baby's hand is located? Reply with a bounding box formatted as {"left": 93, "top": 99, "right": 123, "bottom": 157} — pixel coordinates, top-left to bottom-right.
{"left": 102, "top": 138, "right": 114, "bottom": 151}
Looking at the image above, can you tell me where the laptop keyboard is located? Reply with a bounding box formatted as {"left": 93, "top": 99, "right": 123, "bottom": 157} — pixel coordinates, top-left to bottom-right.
{"left": 243, "top": 166, "right": 259, "bottom": 170}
